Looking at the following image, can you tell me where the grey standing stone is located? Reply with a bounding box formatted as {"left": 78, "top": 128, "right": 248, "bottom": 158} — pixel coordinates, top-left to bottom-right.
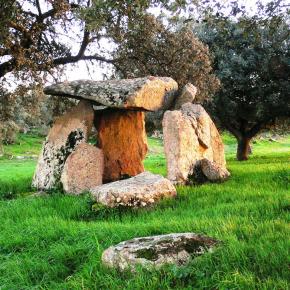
{"left": 32, "top": 100, "right": 94, "bottom": 190}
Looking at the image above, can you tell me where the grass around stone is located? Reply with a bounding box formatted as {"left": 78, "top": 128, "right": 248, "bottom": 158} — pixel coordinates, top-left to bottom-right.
{"left": 0, "top": 133, "right": 289, "bottom": 289}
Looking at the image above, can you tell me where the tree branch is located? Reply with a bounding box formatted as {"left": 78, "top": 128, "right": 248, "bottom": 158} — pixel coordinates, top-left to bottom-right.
{"left": 52, "top": 54, "right": 115, "bottom": 66}
{"left": 247, "top": 121, "right": 268, "bottom": 138}
{"left": 35, "top": 0, "right": 42, "bottom": 16}
{"left": 0, "top": 59, "right": 16, "bottom": 78}
{"left": 223, "top": 122, "right": 242, "bottom": 139}
{"left": 76, "top": 27, "right": 90, "bottom": 59}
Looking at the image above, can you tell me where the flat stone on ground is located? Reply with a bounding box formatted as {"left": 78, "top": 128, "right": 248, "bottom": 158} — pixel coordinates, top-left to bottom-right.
{"left": 44, "top": 76, "right": 178, "bottom": 111}
{"left": 91, "top": 171, "right": 176, "bottom": 208}
{"left": 61, "top": 143, "right": 104, "bottom": 194}
{"left": 102, "top": 233, "right": 219, "bottom": 271}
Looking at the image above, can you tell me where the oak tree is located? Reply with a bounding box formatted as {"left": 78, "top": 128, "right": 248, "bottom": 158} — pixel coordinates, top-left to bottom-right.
{"left": 195, "top": 0, "right": 290, "bottom": 160}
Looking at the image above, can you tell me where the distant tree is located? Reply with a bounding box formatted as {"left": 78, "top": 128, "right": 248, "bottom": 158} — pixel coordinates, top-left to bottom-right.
{"left": 195, "top": 0, "right": 290, "bottom": 160}
{"left": 112, "top": 14, "right": 219, "bottom": 102}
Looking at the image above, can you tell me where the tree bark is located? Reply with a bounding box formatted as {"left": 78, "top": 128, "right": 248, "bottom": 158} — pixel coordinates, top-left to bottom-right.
{"left": 237, "top": 136, "right": 251, "bottom": 161}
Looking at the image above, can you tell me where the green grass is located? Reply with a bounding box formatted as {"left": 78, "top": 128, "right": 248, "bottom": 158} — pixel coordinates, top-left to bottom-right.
{"left": 1, "top": 133, "right": 43, "bottom": 158}
{"left": 0, "top": 134, "right": 44, "bottom": 199}
{"left": 0, "top": 133, "right": 289, "bottom": 289}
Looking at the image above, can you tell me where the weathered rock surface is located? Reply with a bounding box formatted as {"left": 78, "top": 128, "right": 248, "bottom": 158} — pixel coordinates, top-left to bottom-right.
{"left": 174, "top": 83, "right": 197, "bottom": 110}
{"left": 32, "top": 100, "right": 94, "bottom": 190}
{"left": 61, "top": 143, "right": 104, "bottom": 194}
{"left": 145, "top": 83, "right": 197, "bottom": 133}
{"left": 102, "top": 233, "right": 219, "bottom": 271}
{"left": 91, "top": 171, "right": 176, "bottom": 208}
{"left": 44, "top": 76, "right": 178, "bottom": 111}
{"left": 163, "top": 110, "right": 200, "bottom": 184}
{"left": 95, "top": 110, "right": 148, "bottom": 182}
{"left": 200, "top": 158, "right": 230, "bottom": 182}
{"left": 163, "top": 103, "right": 227, "bottom": 184}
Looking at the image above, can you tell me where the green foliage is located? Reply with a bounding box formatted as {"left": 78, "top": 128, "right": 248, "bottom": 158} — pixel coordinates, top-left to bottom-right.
{"left": 194, "top": 0, "right": 290, "bottom": 160}
{"left": 0, "top": 0, "right": 190, "bottom": 83}
{"left": 0, "top": 133, "right": 289, "bottom": 288}
{"left": 0, "top": 134, "right": 43, "bottom": 199}
{"left": 112, "top": 14, "right": 219, "bottom": 102}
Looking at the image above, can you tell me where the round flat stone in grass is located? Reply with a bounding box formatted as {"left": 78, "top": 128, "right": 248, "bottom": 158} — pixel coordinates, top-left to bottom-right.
{"left": 102, "top": 233, "right": 220, "bottom": 272}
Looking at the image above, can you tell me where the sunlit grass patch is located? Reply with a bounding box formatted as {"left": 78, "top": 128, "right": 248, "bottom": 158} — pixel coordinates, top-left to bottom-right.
{"left": 0, "top": 133, "right": 289, "bottom": 289}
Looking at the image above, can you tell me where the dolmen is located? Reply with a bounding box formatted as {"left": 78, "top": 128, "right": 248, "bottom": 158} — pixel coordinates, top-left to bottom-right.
{"left": 32, "top": 76, "right": 178, "bottom": 206}
{"left": 32, "top": 75, "right": 229, "bottom": 207}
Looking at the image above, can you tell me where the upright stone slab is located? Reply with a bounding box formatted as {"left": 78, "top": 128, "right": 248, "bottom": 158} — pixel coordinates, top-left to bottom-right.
{"left": 162, "top": 110, "right": 200, "bottom": 184}
{"left": 32, "top": 100, "right": 94, "bottom": 190}
{"left": 163, "top": 102, "right": 227, "bottom": 184}
{"left": 95, "top": 110, "right": 148, "bottom": 182}
{"left": 61, "top": 143, "right": 104, "bottom": 194}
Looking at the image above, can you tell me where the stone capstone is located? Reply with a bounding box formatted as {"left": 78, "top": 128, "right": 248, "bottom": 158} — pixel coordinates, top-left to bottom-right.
{"left": 102, "top": 233, "right": 219, "bottom": 271}
{"left": 91, "top": 171, "right": 176, "bottom": 208}
{"left": 95, "top": 110, "right": 148, "bottom": 182}
{"left": 200, "top": 158, "right": 230, "bottom": 182}
{"left": 32, "top": 100, "right": 94, "bottom": 190}
{"left": 163, "top": 102, "right": 227, "bottom": 184}
{"left": 174, "top": 83, "right": 197, "bottom": 110}
{"left": 61, "top": 143, "right": 104, "bottom": 194}
{"left": 44, "top": 76, "right": 178, "bottom": 111}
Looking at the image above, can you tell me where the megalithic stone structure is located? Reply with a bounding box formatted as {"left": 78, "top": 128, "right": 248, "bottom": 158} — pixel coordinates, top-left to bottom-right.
{"left": 34, "top": 76, "right": 178, "bottom": 191}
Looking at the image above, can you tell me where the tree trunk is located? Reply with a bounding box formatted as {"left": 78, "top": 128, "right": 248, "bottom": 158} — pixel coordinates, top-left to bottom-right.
{"left": 237, "top": 136, "right": 251, "bottom": 161}
{"left": 0, "top": 142, "right": 3, "bottom": 157}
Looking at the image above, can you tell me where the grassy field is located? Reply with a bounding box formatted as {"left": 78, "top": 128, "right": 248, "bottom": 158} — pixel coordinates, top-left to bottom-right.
{"left": 0, "top": 133, "right": 289, "bottom": 289}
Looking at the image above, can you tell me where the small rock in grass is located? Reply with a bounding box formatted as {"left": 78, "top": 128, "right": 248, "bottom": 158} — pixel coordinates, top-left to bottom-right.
{"left": 102, "top": 233, "right": 219, "bottom": 272}
{"left": 16, "top": 156, "right": 26, "bottom": 160}
{"left": 200, "top": 158, "right": 230, "bottom": 182}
